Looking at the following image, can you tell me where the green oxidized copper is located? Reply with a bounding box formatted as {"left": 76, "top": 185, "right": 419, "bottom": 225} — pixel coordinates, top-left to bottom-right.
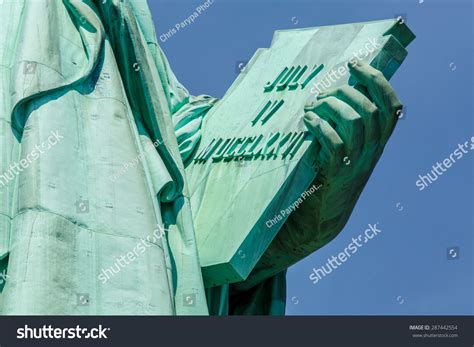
{"left": 0, "top": 0, "right": 414, "bottom": 315}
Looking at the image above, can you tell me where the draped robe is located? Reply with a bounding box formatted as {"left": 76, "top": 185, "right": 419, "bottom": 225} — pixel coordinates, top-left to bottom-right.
{"left": 0, "top": 0, "right": 310, "bottom": 315}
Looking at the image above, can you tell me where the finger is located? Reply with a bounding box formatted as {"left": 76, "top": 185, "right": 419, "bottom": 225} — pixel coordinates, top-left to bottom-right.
{"left": 354, "top": 84, "right": 370, "bottom": 99}
{"left": 304, "top": 111, "right": 344, "bottom": 177}
{"left": 309, "top": 96, "right": 364, "bottom": 161}
{"left": 316, "top": 85, "right": 380, "bottom": 146}
{"left": 348, "top": 61, "right": 403, "bottom": 140}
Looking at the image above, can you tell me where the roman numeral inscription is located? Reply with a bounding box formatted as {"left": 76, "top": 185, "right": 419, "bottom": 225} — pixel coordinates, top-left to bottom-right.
{"left": 193, "top": 132, "right": 308, "bottom": 163}
{"left": 263, "top": 64, "right": 324, "bottom": 93}
{"left": 194, "top": 63, "right": 323, "bottom": 164}
{"left": 251, "top": 100, "right": 285, "bottom": 126}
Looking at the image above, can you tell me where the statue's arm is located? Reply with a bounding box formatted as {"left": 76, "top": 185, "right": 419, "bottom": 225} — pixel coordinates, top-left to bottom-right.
{"left": 156, "top": 44, "right": 219, "bottom": 165}
{"left": 171, "top": 95, "right": 218, "bottom": 165}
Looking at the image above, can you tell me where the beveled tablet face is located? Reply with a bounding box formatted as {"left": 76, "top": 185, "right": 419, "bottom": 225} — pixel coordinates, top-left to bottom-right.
{"left": 185, "top": 18, "right": 414, "bottom": 288}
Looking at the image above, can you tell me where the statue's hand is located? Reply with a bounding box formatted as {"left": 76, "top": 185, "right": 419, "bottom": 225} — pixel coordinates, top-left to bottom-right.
{"left": 303, "top": 60, "right": 403, "bottom": 192}
{"left": 241, "top": 61, "right": 404, "bottom": 288}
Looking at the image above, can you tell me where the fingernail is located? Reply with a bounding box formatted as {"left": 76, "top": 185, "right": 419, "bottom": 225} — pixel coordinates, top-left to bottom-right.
{"left": 316, "top": 92, "right": 326, "bottom": 99}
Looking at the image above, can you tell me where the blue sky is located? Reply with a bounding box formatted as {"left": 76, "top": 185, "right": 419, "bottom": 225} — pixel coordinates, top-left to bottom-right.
{"left": 149, "top": 0, "right": 473, "bottom": 315}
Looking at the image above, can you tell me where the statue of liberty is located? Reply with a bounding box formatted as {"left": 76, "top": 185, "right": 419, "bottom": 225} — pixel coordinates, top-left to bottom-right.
{"left": 0, "top": 0, "right": 405, "bottom": 315}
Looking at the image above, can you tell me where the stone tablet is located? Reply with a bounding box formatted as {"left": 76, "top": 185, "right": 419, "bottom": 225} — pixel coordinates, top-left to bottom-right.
{"left": 186, "top": 18, "right": 415, "bottom": 287}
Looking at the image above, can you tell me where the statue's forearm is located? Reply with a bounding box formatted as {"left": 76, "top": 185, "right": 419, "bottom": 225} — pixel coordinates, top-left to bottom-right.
{"left": 171, "top": 95, "right": 219, "bottom": 166}
{"left": 239, "top": 165, "right": 372, "bottom": 289}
